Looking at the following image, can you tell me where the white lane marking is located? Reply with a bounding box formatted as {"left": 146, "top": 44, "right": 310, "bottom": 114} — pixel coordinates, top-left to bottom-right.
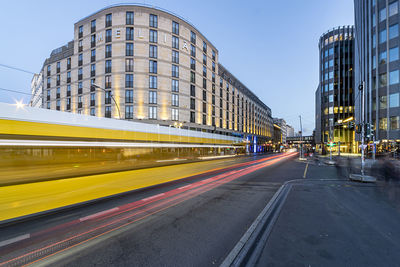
{"left": 79, "top": 207, "right": 119, "bottom": 222}
{"left": 141, "top": 193, "right": 165, "bottom": 202}
{"left": 156, "top": 158, "right": 188, "bottom": 163}
{"left": 0, "top": 234, "right": 30, "bottom": 248}
{"left": 303, "top": 163, "right": 309, "bottom": 179}
{"left": 178, "top": 185, "right": 191, "bottom": 190}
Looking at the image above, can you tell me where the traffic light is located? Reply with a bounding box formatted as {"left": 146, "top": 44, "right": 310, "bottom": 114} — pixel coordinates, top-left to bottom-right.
{"left": 356, "top": 124, "right": 362, "bottom": 134}
{"left": 328, "top": 141, "right": 336, "bottom": 148}
{"left": 349, "top": 121, "right": 355, "bottom": 130}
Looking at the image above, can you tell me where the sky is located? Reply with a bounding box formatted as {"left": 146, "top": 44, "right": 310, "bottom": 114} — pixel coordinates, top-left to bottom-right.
{"left": 0, "top": 0, "right": 354, "bottom": 135}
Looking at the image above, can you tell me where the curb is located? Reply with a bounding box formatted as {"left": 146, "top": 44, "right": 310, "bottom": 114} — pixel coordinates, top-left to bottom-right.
{"left": 220, "top": 181, "right": 294, "bottom": 267}
{"left": 349, "top": 174, "right": 377, "bottom": 183}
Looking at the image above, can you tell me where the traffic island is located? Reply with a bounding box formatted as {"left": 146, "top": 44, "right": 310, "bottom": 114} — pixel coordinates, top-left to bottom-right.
{"left": 349, "top": 173, "right": 377, "bottom": 183}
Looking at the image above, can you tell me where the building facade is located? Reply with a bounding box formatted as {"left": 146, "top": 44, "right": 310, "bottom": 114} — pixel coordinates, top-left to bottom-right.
{"left": 30, "top": 73, "right": 43, "bottom": 108}
{"left": 354, "top": 0, "right": 400, "bottom": 153}
{"left": 316, "top": 26, "right": 356, "bottom": 153}
{"left": 34, "top": 4, "right": 273, "bottom": 147}
{"left": 273, "top": 118, "right": 287, "bottom": 144}
{"left": 286, "top": 124, "right": 295, "bottom": 138}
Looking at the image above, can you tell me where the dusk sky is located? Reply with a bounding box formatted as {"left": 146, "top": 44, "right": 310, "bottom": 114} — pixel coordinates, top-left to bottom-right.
{"left": 0, "top": 0, "right": 354, "bottom": 134}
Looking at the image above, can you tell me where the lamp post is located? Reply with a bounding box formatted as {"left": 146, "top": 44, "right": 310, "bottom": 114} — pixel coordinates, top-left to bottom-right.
{"left": 92, "top": 84, "right": 121, "bottom": 120}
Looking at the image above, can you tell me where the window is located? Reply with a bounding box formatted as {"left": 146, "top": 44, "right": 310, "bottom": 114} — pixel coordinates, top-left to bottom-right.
{"left": 373, "top": 33, "right": 376, "bottom": 48}
{"left": 380, "top": 7, "right": 387, "bottom": 22}
{"left": 149, "top": 60, "right": 157, "bottom": 73}
{"left": 373, "top": 55, "right": 377, "bottom": 69}
{"left": 172, "top": 65, "right": 179, "bottom": 78}
{"left": 172, "top": 21, "right": 179, "bottom": 35}
{"left": 380, "top": 28, "right": 387, "bottom": 43}
{"left": 91, "top": 63, "right": 96, "bottom": 77}
{"left": 149, "top": 75, "right": 157, "bottom": 89}
{"left": 105, "top": 44, "right": 112, "bottom": 58}
{"left": 105, "top": 106, "right": 111, "bottom": 118}
{"left": 90, "top": 93, "right": 95, "bottom": 106}
{"left": 56, "top": 100, "right": 60, "bottom": 110}
{"left": 203, "top": 54, "right": 207, "bottom": 65}
{"left": 78, "top": 53, "right": 83, "bottom": 66}
{"left": 212, "top": 62, "right": 216, "bottom": 72}
{"left": 190, "top": 98, "right": 195, "bottom": 109}
{"left": 203, "top": 90, "right": 207, "bottom": 101}
{"left": 126, "top": 11, "right": 134, "bottom": 25}
{"left": 126, "top": 74, "right": 133, "bottom": 88}
{"left": 149, "top": 14, "right": 158, "bottom": 28}
{"left": 191, "top": 71, "right": 195, "bottom": 83}
{"left": 172, "top": 79, "right": 179, "bottom": 92}
{"left": 190, "top": 85, "right": 196, "bottom": 97}
{"left": 172, "top": 50, "right": 179, "bottom": 63}
{"left": 78, "top": 68, "right": 83, "bottom": 80}
{"left": 329, "top": 71, "right": 334, "bottom": 79}
{"left": 78, "top": 25, "right": 83, "bottom": 38}
{"left": 329, "top": 94, "right": 333, "bottom": 103}
{"left": 190, "top": 58, "right": 196, "bottom": 70}
{"left": 125, "top": 89, "right": 133, "bottom": 103}
{"left": 191, "top": 31, "right": 196, "bottom": 44}
{"left": 149, "top": 45, "right": 157, "bottom": 58}
{"left": 91, "top": 49, "right": 96, "bottom": 62}
{"left": 67, "top": 84, "right": 71, "bottom": 96}
{"left": 106, "top": 13, "right": 112, "bottom": 27}
{"left": 126, "top": 43, "right": 133, "bottom": 56}
{"left": 379, "top": 118, "right": 388, "bottom": 130}
{"left": 190, "top": 111, "right": 195, "bottom": 123}
{"left": 390, "top": 116, "right": 400, "bottom": 130}
{"left": 373, "top": 13, "right": 376, "bottom": 27}
{"left": 149, "top": 91, "right": 157, "bottom": 104}
{"left": 105, "top": 60, "right": 112, "bottom": 73}
{"left": 328, "top": 47, "right": 334, "bottom": 56}
{"left": 79, "top": 40, "right": 83, "bottom": 52}
{"left": 171, "top": 108, "right": 179, "bottom": 121}
{"left": 67, "top": 58, "right": 71, "bottom": 69}
{"left": 390, "top": 93, "right": 399, "bottom": 107}
{"left": 105, "top": 91, "right": 112, "bottom": 105}
{"left": 56, "top": 87, "right": 60, "bottom": 98}
{"left": 149, "top": 106, "right": 157, "bottom": 119}
{"left": 126, "top": 58, "right": 134, "bottom": 72}
{"left": 390, "top": 46, "right": 399, "bottom": 62}
{"left": 56, "top": 75, "right": 60, "bottom": 86}
{"left": 172, "top": 36, "right": 179, "bottom": 49}
{"left": 380, "top": 95, "right": 387, "bottom": 109}
{"left": 329, "top": 59, "right": 334, "bottom": 67}
{"left": 67, "top": 98, "right": 71, "bottom": 109}
{"left": 149, "top": 29, "right": 157, "bottom": 43}
{"left": 91, "top": 34, "right": 96, "bottom": 47}
{"left": 203, "top": 66, "right": 207, "bottom": 77}
{"left": 389, "top": 1, "right": 399, "bottom": 17}
{"left": 125, "top": 105, "right": 133, "bottom": 119}
{"left": 390, "top": 70, "right": 399, "bottom": 85}
{"left": 212, "top": 50, "right": 216, "bottom": 61}
{"left": 56, "top": 62, "right": 60, "bottom": 73}
{"left": 91, "top": 19, "right": 96, "bottom": 33}
{"left": 106, "top": 29, "right": 112, "bottom": 42}
{"left": 172, "top": 94, "right": 179, "bottom": 107}
{"left": 105, "top": 75, "right": 112, "bottom": 89}
{"left": 379, "top": 50, "right": 387, "bottom": 64}
{"left": 78, "top": 82, "right": 83, "bottom": 94}
{"left": 190, "top": 45, "right": 196, "bottom": 57}
{"left": 389, "top": 24, "right": 399, "bottom": 39}
{"left": 90, "top": 108, "right": 95, "bottom": 116}
{"left": 47, "top": 102, "right": 50, "bottom": 109}
{"left": 126, "top": 27, "right": 134, "bottom": 40}
{"left": 203, "top": 41, "right": 207, "bottom": 53}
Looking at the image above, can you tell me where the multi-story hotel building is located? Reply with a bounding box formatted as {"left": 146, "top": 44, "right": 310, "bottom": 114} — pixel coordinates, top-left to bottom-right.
{"left": 33, "top": 4, "right": 273, "bottom": 147}
{"left": 315, "top": 26, "right": 355, "bottom": 153}
{"left": 354, "top": 0, "right": 400, "bottom": 152}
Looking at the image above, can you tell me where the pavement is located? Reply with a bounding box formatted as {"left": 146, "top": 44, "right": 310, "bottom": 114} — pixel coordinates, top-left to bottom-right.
{"left": 1, "top": 154, "right": 400, "bottom": 266}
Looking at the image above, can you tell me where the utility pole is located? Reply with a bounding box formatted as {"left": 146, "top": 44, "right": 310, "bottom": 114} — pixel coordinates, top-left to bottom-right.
{"left": 360, "top": 81, "right": 365, "bottom": 176}
{"left": 299, "top": 115, "right": 303, "bottom": 158}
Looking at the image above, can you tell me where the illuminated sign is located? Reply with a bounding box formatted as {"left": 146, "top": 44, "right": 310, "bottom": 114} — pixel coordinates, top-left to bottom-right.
{"left": 115, "top": 29, "right": 121, "bottom": 38}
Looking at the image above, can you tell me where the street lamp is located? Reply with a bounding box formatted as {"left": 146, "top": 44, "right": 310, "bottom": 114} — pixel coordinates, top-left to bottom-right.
{"left": 92, "top": 84, "right": 121, "bottom": 120}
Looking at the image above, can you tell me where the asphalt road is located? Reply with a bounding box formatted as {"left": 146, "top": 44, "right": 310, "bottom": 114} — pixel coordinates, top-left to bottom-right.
{"left": 3, "top": 154, "right": 398, "bottom": 267}
{"left": 0, "top": 153, "right": 306, "bottom": 266}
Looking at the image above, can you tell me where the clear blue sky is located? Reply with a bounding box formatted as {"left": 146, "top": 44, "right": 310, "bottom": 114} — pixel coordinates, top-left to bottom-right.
{"left": 0, "top": 0, "right": 354, "bottom": 134}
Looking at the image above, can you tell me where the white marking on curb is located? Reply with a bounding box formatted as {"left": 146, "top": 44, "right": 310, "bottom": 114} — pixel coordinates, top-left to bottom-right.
{"left": 80, "top": 207, "right": 119, "bottom": 222}
{"left": 303, "top": 163, "right": 309, "bottom": 178}
{"left": 0, "top": 234, "right": 30, "bottom": 248}
{"left": 141, "top": 193, "right": 165, "bottom": 202}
